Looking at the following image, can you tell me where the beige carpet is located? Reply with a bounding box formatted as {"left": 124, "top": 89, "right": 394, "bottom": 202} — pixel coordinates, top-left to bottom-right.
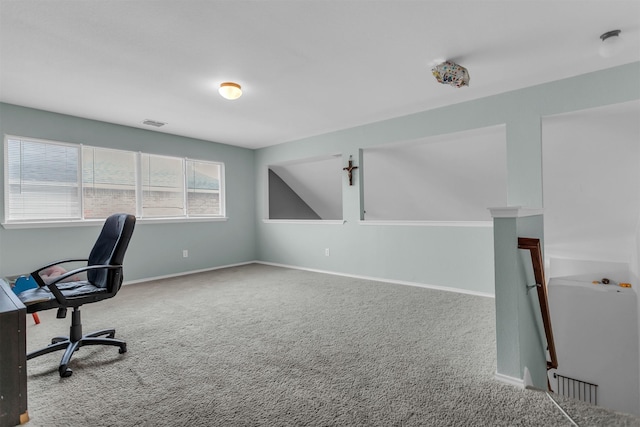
{"left": 23, "top": 264, "right": 640, "bottom": 426}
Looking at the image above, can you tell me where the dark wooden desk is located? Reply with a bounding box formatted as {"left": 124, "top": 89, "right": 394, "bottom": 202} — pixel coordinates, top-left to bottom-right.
{"left": 0, "top": 279, "right": 28, "bottom": 426}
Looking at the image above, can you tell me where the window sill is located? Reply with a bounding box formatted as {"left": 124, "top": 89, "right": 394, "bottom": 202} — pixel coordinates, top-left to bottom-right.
{"left": 2, "top": 216, "right": 228, "bottom": 229}
{"left": 262, "top": 219, "right": 345, "bottom": 225}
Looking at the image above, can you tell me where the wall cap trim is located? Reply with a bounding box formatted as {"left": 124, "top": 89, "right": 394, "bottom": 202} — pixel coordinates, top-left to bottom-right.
{"left": 489, "top": 206, "right": 544, "bottom": 218}
{"left": 359, "top": 220, "right": 492, "bottom": 227}
{"left": 262, "top": 219, "right": 345, "bottom": 225}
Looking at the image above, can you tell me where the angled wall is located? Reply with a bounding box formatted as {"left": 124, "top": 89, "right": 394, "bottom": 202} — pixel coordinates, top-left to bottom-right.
{"left": 268, "top": 169, "right": 320, "bottom": 220}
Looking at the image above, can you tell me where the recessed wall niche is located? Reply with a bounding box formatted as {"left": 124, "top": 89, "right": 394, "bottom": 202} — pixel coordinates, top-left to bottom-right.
{"left": 268, "top": 154, "right": 342, "bottom": 220}
{"left": 542, "top": 100, "right": 640, "bottom": 269}
{"left": 362, "top": 125, "right": 507, "bottom": 221}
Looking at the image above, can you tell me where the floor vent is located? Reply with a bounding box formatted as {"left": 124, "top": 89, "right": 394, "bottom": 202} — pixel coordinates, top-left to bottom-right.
{"left": 554, "top": 373, "right": 598, "bottom": 405}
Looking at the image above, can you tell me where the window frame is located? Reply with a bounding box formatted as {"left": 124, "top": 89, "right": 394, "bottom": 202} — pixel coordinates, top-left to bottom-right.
{"left": 3, "top": 135, "right": 227, "bottom": 228}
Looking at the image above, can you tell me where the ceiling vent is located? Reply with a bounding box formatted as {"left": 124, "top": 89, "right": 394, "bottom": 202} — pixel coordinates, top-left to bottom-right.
{"left": 142, "top": 119, "right": 167, "bottom": 127}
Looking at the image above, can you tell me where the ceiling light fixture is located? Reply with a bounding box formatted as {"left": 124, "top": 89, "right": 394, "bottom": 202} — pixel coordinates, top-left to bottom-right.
{"left": 218, "top": 82, "right": 242, "bottom": 100}
{"left": 599, "top": 29, "right": 622, "bottom": 58}
{"left": 431, "top": 61, "right": 470, "bottom": 88}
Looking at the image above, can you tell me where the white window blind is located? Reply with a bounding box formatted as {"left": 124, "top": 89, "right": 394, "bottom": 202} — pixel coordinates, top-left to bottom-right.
{"left": 82, "top": 147, "right": 137, "bottom": 219}
{"left": 186, "top": 160, "right": 222, "bottom": 216}
{"left": 141, "top": 153, "right": 185, "bottom": 217}
{"left": 6, "top": 138, "right": 81, "bottom": 221}
{"left": 4, "top": 135, "right": 226, "bottom": 224}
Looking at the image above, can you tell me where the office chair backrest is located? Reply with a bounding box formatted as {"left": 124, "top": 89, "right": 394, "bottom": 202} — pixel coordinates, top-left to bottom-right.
{"left": 87, "top": 213, "right": 136, "bottom": 289}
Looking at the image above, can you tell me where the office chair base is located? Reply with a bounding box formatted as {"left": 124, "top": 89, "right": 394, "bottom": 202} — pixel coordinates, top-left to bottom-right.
{"left": 27, "top": 308, "right": 127, "bottom": 377}
{"left": 28, "top": 330, "right": 127, "bottom": 377}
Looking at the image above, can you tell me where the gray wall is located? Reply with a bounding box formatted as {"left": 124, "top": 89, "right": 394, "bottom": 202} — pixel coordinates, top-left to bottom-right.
{"left": 255, "top": 63, "right": 640, "bottom": 296}
{"left": 0, "top": 103, "right": 257, "bottom": 281}
{"left": 493, "top": 212, "right": 547, "bottom": 388}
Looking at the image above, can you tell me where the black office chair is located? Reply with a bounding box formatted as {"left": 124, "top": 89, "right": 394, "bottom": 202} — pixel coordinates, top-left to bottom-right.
{"left": 17, "top": 213, "right": 136, "bottom": 378}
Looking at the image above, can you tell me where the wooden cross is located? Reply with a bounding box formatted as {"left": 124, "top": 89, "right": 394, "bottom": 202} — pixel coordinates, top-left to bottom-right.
{"left": 343, "top": 156, "right": 359, "bottom": 186}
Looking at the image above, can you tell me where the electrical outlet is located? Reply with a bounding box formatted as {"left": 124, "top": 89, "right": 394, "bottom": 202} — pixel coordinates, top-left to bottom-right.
{"left": 325, "top": 248, "right": 330, "bottom": 256}
{"left": 183, "top": 249, "right": 189, "bottom": 258}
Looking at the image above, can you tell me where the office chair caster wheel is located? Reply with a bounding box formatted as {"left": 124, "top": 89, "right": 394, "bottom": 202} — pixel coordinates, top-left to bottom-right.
{"left": 59, "top": 367, "right": 72, "bottom": 378}
{"left": 119, "top": 344, "right": 127, "bottom": 354}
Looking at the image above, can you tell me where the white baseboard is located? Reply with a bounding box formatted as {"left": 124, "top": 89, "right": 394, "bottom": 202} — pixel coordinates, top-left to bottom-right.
{"left": 255, "top": 261, "right": 495, "bottom": 298}
{"left": 124, "top": 260, "right": 495, "bottom": 299}
{"left": 494, "top": 371, "right": 525, "bottom": 389}
{"left": 122, "top": 260, "right": 256, "bottom": 285}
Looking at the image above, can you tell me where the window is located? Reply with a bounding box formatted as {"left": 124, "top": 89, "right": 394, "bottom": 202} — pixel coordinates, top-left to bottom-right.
{"left": 141, "top": 154, "right": 185, "bottom": 217}
{"left": 7, "top": 138, "right": 81, "bottom": 220}
{"left": 83, "top": 147, "right": 137, "bottom": 219}
{"left": 186, "top": 160, "right": 222, "bottom": 216}
{"left": 4, "top": 135, "right": 225, "bottom": 224}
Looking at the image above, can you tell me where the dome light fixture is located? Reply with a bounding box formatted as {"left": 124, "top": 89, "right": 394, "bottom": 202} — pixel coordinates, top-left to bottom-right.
{"left": 599, "top": 29, "right": 622, "bottom": 58}
{"left": 218, "top": 82, "right": 242, "bottom": 100}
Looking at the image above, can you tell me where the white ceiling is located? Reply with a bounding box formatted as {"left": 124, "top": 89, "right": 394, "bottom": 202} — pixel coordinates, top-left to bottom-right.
{"left": 1, "top": 0, "right": 639, "bottom": 149}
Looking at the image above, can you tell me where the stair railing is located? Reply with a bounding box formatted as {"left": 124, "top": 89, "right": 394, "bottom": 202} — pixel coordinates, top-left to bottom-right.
{"left": 518, "top": 237, "right": 558, "bottom": 380}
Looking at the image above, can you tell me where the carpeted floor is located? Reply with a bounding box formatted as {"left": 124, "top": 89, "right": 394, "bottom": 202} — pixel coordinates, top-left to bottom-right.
{"left": 23, "top": 264, "right": 640, "bottom": 426}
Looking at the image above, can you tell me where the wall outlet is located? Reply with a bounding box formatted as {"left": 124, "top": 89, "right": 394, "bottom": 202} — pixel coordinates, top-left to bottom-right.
{"left": 183, "top": 249, "right": 189, "bottom": 258}
{"left": 325, "top": 248, "right": 330, "bottom": 256}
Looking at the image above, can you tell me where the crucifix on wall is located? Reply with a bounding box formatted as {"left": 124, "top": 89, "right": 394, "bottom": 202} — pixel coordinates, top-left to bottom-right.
{"left": 343, "top": 155, "right": 359, "bottom": 186}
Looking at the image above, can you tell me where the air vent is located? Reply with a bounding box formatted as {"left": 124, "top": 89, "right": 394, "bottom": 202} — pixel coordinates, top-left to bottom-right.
{"left": 142, "top": 119, "right": 166, "bottom": 127}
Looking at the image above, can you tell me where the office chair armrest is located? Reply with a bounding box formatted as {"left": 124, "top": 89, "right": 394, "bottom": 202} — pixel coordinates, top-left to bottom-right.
{"left": 31, "top": 264, "right": 122, "bottom": 306}
{"left": 48, "top": 264, "right": 122, "bottom": 285}
{"left": 30, "top": 258, "right": 90, "bottom": 283}
{"left": 32, "top": 258, "right": 90, "bottom": 272}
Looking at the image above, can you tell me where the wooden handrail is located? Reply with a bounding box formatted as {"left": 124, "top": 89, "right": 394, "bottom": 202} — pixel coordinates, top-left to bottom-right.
{"left": 518, "top": 237, "right": 558, "bottom": 375}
